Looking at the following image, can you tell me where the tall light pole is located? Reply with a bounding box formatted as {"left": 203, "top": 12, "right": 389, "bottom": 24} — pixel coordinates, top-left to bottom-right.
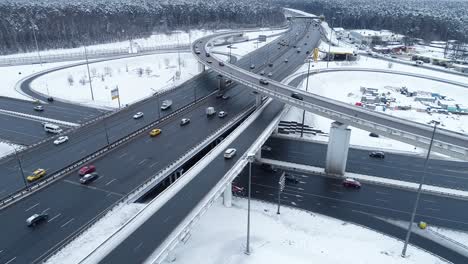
{"left": 31, "top": 21, "right": 42, "bottom": 66}
{"left": 12, "top": 147, "right": 27, "bottom": 188}
{"left": 401, "top": 120, "right": 440, "bottom": 257}
{"left": 245, "top": 153, "right": 255, "bottom": 255}
{"left": 327, "top": 17, "right": 336, "bottom": 68}
{"left": 84, "top": 46, "right": 95, "bottom": 101}
{"left": 300, "top": 59, "right": 312, "bottom": 137}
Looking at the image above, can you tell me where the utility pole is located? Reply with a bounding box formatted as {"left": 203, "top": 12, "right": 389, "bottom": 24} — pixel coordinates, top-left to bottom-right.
{"left": 31, "top": 21, "right": 42, "bottom": 66}
{"left": 300, "top": 59, "right": 312, "bottom": 137}
{"left": 84, "top": 46, "right": 95, "bottom": 101}
{"left": 401, "top": 121, "right": 439, "bottom": 257}
{"left": 327, "top": 17, "right": 336, "bottom": 68}
{"left": 245, "top": 153, "right": 255, "bottom": 255}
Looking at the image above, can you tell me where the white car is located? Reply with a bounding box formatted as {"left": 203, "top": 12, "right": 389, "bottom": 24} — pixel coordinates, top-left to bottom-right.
{"left": 224, "top": 148, "right": 237, "bottom": 159}
{"left": 53, "top": 136, "right": 69, "bottom": 145}
{"left": 133, "top": 112, "right": 144, "bottom": 119}
{"left": 218, "top": 111, "right": 227, "bottom": 118}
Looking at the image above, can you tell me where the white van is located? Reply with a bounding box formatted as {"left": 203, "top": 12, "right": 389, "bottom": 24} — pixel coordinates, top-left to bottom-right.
{"left": 43, "top": 123, "right": 62, "bottom": 134}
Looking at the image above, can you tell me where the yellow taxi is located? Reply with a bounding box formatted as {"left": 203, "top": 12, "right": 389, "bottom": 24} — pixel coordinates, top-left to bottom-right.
{"left": 27, "top": 169, "right": 46, "bottom": 182}
{"left": 149, "top": 128, "right": 161, "bottom": 137}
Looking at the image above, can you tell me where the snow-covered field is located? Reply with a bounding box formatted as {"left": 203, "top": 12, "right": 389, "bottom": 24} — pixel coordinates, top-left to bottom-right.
{"left": 0, "top": 141, "right": 23, "bottom": 158}
{"left": 30, "top": 52, "right": 198, "bottom": 108}
{"left": 165, "top": 198, "right": 447, "bottom": 264}
{"left": 282, "top": 55, "right": 468, "bottom": 154}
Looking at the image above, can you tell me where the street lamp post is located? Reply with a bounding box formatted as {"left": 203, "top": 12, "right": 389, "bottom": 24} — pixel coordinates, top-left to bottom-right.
{"left": 84, "top": 46, "right": 95, "bottom": 101}
{"left": 12, "top": 147, "right": 27, "bottom": 188}
{"left": 300, "top": 59, "right": 312, "bottom": 137}
{"left": 327, "top": 17, "right": 336, "bottom": 68}
{"left": 401, "top": 121, "right": 439, "bottom": 257}
{"left": 245, "top": 153, "right": 255, "bottom": 255}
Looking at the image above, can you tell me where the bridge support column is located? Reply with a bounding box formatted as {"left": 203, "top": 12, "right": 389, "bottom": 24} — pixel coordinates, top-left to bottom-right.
{"left": 198, "top": 62, "right": 205, "bottom": 73}
{"left": 223, "top": 182, "right": 232, "bottom": 207}
{"left": 325, "top": 122, "right": 351, "bottom": 176}
{"left": 255, "top": 94, "right": 262, "bottom": 107}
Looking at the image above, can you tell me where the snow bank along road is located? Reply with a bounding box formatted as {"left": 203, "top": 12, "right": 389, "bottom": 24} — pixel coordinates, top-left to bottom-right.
{"left": 0, "top": 20, "right": 311, "bottom": 264}
{"left": 195, "top": 24, "right": 468, "bottom": 161}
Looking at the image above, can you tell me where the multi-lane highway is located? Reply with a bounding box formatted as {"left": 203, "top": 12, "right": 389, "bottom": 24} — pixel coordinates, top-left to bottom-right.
{"left": 263, "top": 136, "right": 468, "bottom": 191}
{"left": 194, "top": 24, "right": 468, "bottom": 160}
{"left": 233, "top": 162, "right": 468, "bottom": 263}
{"left": 0, "top": 18, "right": 313, "bottom": 264}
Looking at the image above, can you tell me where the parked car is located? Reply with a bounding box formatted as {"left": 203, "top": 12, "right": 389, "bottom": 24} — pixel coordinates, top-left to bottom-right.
{"left": 180, "top": 118, "right": 190, "bottom": 126}
{"left": 224, "top": 148, "right": 237, "bottom": 159}
{"left": 261, "top": 163, "right": 278, "bottom": 172}
{"left": 342, "top": 178, "right": 361, "bottom": 188}
{"left": 26, "top": 213, "right": 48, "bottom": 227}
{"left": 260, "top": 70, "right": 265, "bottom": 75}
{"left": 250, "top": 64, "right": 255, "bottom": 69}
{"left": 219, "top": 61, "right": 225, "bottom": 66}
{"left": 27, "top": 169, "right": 46, "bottom": 182}
{"left": 261, "top": 145, "right": 272, "bottom": 151}
{"left": 284, "top": 58, "right": 289, "bottom": 63}
{"left": 194, "top": 49, "right": 201, "bottom": 54}
{"left": 80, "top": 172, "right": 99, "bottom": 184}
{"left": 149, "top": 128, "right": 161, "bottom": 137}
{"left": 207, "top": 60, "right": 212, "bottom": 64}
{"left": 205, "top": 52, "right": 211, "bottom": 57}
{"left": 79, "top": 165, "right": 96, "bottom": 176}
{"left": 369, "top": 132, "right": 379, "bottom": 138}
{"left": 369, "top": 151, "right": 385, "bottom": 159}
{"left": 267, "top": 72, "right": 273, "bottom": 77}
{"left": 53, "top": 136, "right": 69, "bottom": 145}
{"left": 218, "top": 111, "right": 227, "bottom": 118}
{"left": 291, "top": 93, "right": 303, "bottom": 100}
{"left": 47, "top": 97, "right": 54, "bottom": 102}
{"left": 232, "top": 185, "right": 246, "bottom": 196}
{"left": 268, "top": 62, "right": 274, "bottom": 67}
{"left": 259, "top": 79, "right": 269, "bottom": 85}
{"left": 34, "top": 105, "right": 44, "bottom": 111}
{"left": 133, "top": 112, "right": 144, "bottom": 119}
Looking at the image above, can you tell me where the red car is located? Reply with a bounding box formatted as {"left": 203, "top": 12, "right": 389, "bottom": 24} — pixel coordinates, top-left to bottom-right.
{"left": 342, "top": 178, "right": 361, "bottom": 189}
{"left": 79, "top": 165, "right": 96, "bottom": 176}
{"left": 232, "top": 185, "right": 246, "bottom": 196}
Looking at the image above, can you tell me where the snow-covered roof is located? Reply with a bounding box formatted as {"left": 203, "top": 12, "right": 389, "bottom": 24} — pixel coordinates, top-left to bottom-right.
{"left": 329, "top": 46, "right": 355, "bottom": 54}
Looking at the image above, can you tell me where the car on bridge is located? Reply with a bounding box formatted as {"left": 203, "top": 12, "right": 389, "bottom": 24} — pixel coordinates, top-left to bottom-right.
{"left": 369, "top": 151, "right": 385, "bottom": 159}
{"left": 343, "top": 178, "right": 361, "bottom": 189}
{"left": 26, "top": 213, "right": 48, "bottom": 227}
{"left": 150, "top": 128, "right": 162, "bottom": 136}
{"left": 291, "top": 93, "right": 303, "bottom": 100}
{"left": 34, "top": 105, "right": 44, "bottom": 111}
{"left": 80, "top": 172, "right": 99, "bottom": 185}
{"left": 27, "top": 169, "right": 46, "bottom": 182}
{"left": 218, "top": 111, "right": 227, "bottom": 118}
{"left": 224, "top": 148, "right": 237, "bottom": 159}
{"left": 133, "top": 112, "right": 144, "bottom": 119}
{"left": 53, "top": 136, "right": 69, "bottom": 145}
{"left": 180, "top": 118, "right": 190, "bottom": 126}
{"left": 259, "top": 79, "right": 269, "bottom": 85}
{"left": 79, "top": 165, "right": 96, "bottom": 176}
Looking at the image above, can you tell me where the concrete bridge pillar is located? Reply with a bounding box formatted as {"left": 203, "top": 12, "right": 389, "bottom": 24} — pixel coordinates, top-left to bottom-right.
{"left": 223, "top": 181, "right": 232, "bottom": 207}
{"left": 325, "top": 122, "right": 351, "bottom": 176}
{"left": 198, "top": 62, "right": 206, "bottom": 73}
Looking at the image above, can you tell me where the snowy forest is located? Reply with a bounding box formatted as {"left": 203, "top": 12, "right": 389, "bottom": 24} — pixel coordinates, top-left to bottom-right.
{"left": 0, "top": 0, "right": 284, "bottom": 54}
{"left": 1, "top": 0, "right": 467, "bottom": 55}
{"left": 278, "top": 0, "right": 468, "bottom": 43}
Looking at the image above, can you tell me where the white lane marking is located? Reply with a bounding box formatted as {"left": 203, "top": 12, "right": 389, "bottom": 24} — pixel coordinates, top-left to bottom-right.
{"left": 422, "top": 199, "right": 436, "bottom": 204}
{"left": 4, "top": 257, "right": 16, "bottom": 264}
{"left": 375, "top": 191, "right": 389, "bottom": 195}
{"left": 60, "top": 218, "right": 74, "bottom": 228}
{"left": 138, "top": 159, "right": 148, "bottom": 166}
{"left": 105, "top": 179, "right": 116, "bottom": 186}
{"left": 42, "top": 208, "right": 50, "bottom": 213}
{"left": 63, "top": 179, "right": 124, "bottom": 197}
{"left": 331, "top": 205, "right": 338, "bottom": 209}
{"left": 425, "top": 207, "right": 440, "bottom": 212}
{"left": 0, "top": 249, "right": 3, "bottom": 254}
{"left": 331, "top": 191, "right": 342, "bottom": 194}
{"left": 134, "top": 242, "right": 144, "bottom": 251}
{"left": 48, "top": 213, "right": 62, "bottom": 223}
{"left": 150, "top": 162, "right": 159, "bottom": 168}
{"left": 375, "top": 198, "right": 388, "bottom": 203}
{"left": 145, "top": 138, "right": 152, "bottom": 143}
{"left": 25, "top": 203, "right": 39, "bottom": 212}
{"left": 118, "top": 153, "right": 128, "bottom": 159}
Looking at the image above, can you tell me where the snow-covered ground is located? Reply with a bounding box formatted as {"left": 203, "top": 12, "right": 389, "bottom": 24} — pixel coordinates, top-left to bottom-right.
{"left": 0, "top": 141, "right": 23, "bottom": 159}
{"left": 164, "top": 198, "right": 447, "bottom": 264}
{"left": 282, "top": 55, "right": 468, "bottom": 154}
{"left": 0, "top": 30, "right": 216, "bottom": 60}
{"left": 45, "top": 203, "right": 144, "bottom": 264}
{"left": 30, "top": 52, "right": 198, "bottom": 108}
{"left": 430, "top": 226, "right": 468, "bottom": 248}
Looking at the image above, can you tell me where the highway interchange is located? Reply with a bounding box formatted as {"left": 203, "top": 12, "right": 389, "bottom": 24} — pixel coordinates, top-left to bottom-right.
{"left": 0, "top": 17, "right": 313, "bottom": 264}
{"left": 0, "top": 11, "right": 467, "bottom": 264}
